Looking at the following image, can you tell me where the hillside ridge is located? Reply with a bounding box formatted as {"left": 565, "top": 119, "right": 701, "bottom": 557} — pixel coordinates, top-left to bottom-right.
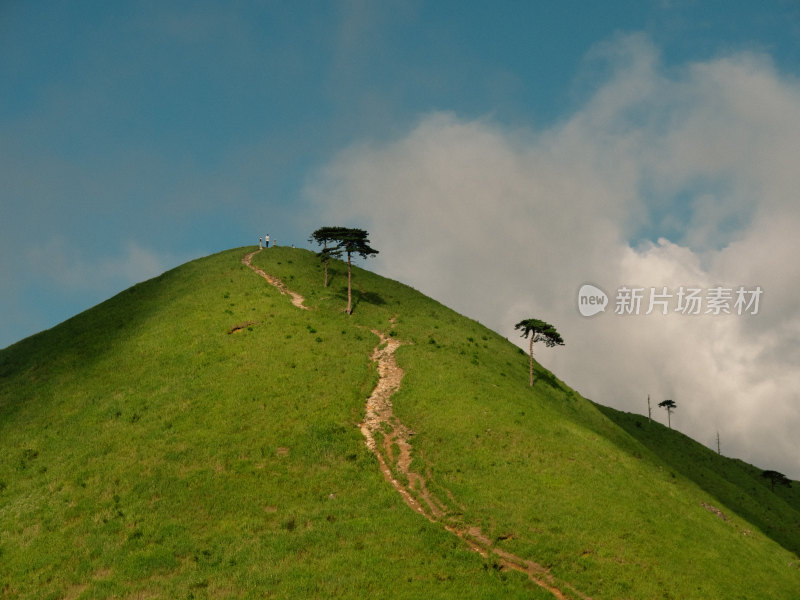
{"left": 1, "top": 246, "right": 798, "bottom": 599}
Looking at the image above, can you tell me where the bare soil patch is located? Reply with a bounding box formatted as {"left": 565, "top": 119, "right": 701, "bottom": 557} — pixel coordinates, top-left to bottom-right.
{"left": 228, "top": 321, "right": 258, "bottom": 334}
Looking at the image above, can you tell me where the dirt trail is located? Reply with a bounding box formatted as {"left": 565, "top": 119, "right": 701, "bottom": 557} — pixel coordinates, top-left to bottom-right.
{"left": 242, "top": 250, "right": 309, "bottom": 310}
{"left": 359, "top": 330, "right": 447, "bottom": 521}
{"left": 239, "top": 250, "right": 588, "bottom": 599}
{"left": 360, "top": 327, "right": 590, "bottom": 600}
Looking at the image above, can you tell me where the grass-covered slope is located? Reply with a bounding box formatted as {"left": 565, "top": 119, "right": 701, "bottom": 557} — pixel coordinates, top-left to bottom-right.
{"left": 1, "top": 246, "right": 798, "bottom": 599}
{"left": 596, "top": 406, "right": 800, "bottom": 558}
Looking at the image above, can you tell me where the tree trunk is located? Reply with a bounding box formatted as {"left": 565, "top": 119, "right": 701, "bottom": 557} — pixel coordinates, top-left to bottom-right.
{"left": 323, "top": 241, "right": 329, "bottom": 287}
{"left": 346, "top": 251, "right": 352, "bottom": 314}
{"left": 529, "top": 337, "right": 534, "bottom": 386}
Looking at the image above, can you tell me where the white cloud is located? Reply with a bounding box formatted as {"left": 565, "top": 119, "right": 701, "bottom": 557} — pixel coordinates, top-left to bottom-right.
{"left": 306, "top": 35, "right": 800, "bottom": 478}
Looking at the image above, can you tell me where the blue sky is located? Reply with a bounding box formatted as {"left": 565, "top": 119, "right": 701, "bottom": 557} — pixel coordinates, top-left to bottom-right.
{"left": 4, "top": 1, "right": 800, "bottom": 476}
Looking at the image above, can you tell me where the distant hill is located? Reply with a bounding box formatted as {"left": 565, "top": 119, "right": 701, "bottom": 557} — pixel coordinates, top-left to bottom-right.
{"left": 1, "top": 246, "right": 798, "bottom": 599}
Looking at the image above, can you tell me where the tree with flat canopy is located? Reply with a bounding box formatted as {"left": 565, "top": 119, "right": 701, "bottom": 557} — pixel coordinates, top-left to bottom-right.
{"left": 658, "top": 399, "right": 676, "bottom": 429}
{"left": 311, "top": 226, "right": 378, "bottom": 314}
{"left": 337, "top": 228, "right": 378, "bottom": 314}
{"left": 514, "top": 318, "right": 565, "bottom": 386}
{"left": 762, "top": 470, "right": 792, "bottom": 492}
{"left": 309, "top": 226, "right": 347, "bottom": 287}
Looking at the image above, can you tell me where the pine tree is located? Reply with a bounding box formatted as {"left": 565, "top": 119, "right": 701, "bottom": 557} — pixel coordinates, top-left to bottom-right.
{"left": 310, "top": 227, "right": 378, "bottom": 314}
{"left": 514, "top": 319, "right": 565, "bottom": 386}
{"left": 658, "top": 399, "right": 677, "bottom": 429}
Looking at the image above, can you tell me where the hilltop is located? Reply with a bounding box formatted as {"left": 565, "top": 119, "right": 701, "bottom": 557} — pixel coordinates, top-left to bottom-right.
{"left": 1, "top": 246, "right": 798, "bottom": 599}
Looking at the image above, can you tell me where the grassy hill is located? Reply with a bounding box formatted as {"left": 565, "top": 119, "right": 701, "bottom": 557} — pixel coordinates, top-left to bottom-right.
{"left": 1, "top": 246, "right": 798, "bottom": 599}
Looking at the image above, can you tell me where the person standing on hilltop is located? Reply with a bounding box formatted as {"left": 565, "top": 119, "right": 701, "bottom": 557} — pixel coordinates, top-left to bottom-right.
{"left": 265, "top": 234, "right": 270, "bottom": 248}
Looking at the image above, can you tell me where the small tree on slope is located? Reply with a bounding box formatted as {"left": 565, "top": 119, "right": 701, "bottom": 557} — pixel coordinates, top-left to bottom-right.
{"left": 762, "top": 470, "right": 792, "bottom": 492}
{"left": 514, "top": 319, "right": 565, "bottom": 386}
{"left": 658, "top": 399, "right": 677, "bottom": 429}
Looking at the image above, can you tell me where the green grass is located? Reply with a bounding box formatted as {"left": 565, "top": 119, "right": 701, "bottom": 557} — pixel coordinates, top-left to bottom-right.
{"left": 1, "top": 246, "right": 798, "bottom": 598}
{"left": 596, "top": 406, "right": 800, "bottom": 557}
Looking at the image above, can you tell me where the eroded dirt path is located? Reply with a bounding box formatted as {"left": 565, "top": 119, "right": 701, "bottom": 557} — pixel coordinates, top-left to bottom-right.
{"left": 359, "top": 330, "right": 447, "bottom": 521}
{"left": 242, "top": 249, "right": 309, "bottom": 310}
{"left": 360, "top": 326, "right": 591, "bottom": 600}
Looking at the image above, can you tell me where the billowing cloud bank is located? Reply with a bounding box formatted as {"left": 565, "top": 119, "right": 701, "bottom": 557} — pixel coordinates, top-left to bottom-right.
{"left": 305, "top": 35, "right": 800, "bottom": 478}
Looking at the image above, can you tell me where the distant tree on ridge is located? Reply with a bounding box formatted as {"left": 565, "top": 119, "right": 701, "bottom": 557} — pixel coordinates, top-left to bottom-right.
{"left": 762, "top": 470, "right": 792, "bottom": 492}
{"left": 658, "top": 399, "right": 677, "bottom": 429}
